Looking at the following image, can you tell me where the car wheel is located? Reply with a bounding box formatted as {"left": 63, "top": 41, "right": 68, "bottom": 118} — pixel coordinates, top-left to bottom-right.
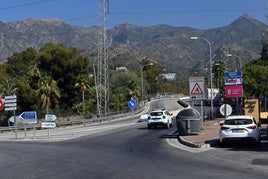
{"left": 166, "top": 122, "right": 170, "bottom": 129}
{"left": 219, "top": 140, "right": 225, "bottom": 147}
{"left": 256, "top": 137, "right": 261, "bottom": 147}
{"left": 148, "top": 124, "right": 152, "bottom": 129}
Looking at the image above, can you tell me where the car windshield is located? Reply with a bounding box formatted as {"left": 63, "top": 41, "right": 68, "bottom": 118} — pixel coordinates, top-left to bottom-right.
{"left": 150, "top": 112, "right": 163, "bottom": 116}
{"left": 224, "top": 118, "right": 252, "bottom": 125}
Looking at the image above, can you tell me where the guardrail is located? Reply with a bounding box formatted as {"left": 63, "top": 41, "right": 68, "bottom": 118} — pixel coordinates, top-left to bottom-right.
{"left": 0, "top": 103, "right": 147, "bottom": 132}
{"left": 0, "top": 95, "right": 180, "bottom": 132}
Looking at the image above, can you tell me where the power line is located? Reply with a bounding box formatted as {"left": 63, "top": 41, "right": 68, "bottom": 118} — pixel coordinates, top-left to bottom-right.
{"left": 0, "top": 0, "right": 56, "bottom": 11}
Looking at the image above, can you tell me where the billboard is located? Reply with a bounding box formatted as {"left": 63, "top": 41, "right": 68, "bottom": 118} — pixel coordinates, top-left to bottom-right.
{"left": 225, "top": 85, "right": 243, "bottom": 98}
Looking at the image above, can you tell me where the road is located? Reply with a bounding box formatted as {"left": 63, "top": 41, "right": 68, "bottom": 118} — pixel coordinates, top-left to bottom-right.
{"left": 0, "top": 97, "right": 268, "bottom": 178}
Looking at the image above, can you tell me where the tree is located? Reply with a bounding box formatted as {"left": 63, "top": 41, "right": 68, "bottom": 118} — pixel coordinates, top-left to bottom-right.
{"left": 243, "top": 59, "right": 268, "bottom": 98}
{"left": 0, "top": 78, "right": 18, "bottom": 97}
{"left": 38, "top": 43, "right": 90, "bottom": 109}
{"left": 36, "top": 74, "right": 61, "bottom": 114}
{"left": 75, "top": 74, "right": 90, "bottom": 102}
{"left": 213, "top": 60, "right": 225, "bottom": 89}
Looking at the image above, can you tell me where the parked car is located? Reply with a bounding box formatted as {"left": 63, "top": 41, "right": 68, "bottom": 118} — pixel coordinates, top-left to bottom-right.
{"left": 147, "top": 108, "right": 173, "bottom": 129}
{"left": 219, "top": 115, "right": 261, "bottom": 146}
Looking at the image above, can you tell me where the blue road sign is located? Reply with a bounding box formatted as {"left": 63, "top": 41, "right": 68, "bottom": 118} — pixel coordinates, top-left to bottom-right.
{"left": 20, "top": 111, "right": 37, "bottom": 120}
{"left": 128, "top": 99, "right": 137, "bottom": 109}
{"left": 224, "top": 71, "right": 243, "bottom": 78}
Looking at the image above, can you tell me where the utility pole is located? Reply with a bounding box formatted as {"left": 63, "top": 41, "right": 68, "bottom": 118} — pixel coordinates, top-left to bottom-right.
{"left": 96, "top": 0, "right": 110, "bottom": 116}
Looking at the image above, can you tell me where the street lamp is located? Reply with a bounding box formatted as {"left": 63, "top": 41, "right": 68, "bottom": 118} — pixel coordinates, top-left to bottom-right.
{"left": 141, "top": 63, "right": 154, "bottom": 102}
{"left": 226, "top": 53, "right": 242, "bottom": 70}
{"left": 190, "top": 36, "right": 214, "bottom": 120}
{"left": 226, "top": 53, "right": 242, "bottom": 114}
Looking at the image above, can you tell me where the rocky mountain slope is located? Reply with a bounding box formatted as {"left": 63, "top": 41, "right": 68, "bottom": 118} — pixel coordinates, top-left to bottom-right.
{"left": 0, "top": 14, "right": 266, "bottom": 75}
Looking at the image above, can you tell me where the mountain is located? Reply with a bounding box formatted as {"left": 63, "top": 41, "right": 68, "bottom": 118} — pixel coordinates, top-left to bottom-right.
{"left": 0, "top": 14, "right": 266, "bottom": 75}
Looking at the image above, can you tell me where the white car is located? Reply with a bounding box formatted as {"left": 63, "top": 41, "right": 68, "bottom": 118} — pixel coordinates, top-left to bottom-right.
{"left": 219, "top": 115, "right": 261, "bottom": 146}
{"left": 147, "top": 109, "right": 173, "bottom": 129}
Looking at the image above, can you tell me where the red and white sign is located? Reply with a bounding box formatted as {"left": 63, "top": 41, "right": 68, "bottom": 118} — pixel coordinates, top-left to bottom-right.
{"left": 225, "top": 85, "right": 243, "bottom": 98}
{"left": 0, "top": 99, "right": 3, "bottom": 110}
{"left": 189, "top": 77, "right": 204, "bottom": 97}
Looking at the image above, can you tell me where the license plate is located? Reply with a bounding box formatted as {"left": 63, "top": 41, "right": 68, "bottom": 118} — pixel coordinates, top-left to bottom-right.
{"left": 232, "top": 130, "right": 244, "bottom": 133}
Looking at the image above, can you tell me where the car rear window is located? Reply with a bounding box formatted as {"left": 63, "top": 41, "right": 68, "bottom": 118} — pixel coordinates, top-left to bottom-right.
{"left": 150, "top": 112, "right": 163, "bottom": 116}
{"left": 224, "top": 118, "right": 252, "bottom": 125}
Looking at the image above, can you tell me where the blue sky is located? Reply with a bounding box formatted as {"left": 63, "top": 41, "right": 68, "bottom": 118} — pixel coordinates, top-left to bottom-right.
{"left": 0, "top": 0, "right": 267, "bottom": 29}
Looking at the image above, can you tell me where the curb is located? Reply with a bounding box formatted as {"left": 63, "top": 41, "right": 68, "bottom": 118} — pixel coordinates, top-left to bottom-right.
{"left": 178, "top": 135, "right": 219, "bottom": 148}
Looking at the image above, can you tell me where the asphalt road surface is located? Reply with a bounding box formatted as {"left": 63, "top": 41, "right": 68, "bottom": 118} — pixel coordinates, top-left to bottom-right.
{"left": 0, "top": 98, "right": 268, "bottom": 178}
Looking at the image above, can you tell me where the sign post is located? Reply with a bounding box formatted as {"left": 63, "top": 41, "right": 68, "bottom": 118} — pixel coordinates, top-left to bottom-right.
{"left": 189, "top": 77, "right": 204, "bottom": 126}
{"left": 42, "top": 114, "right": 58, "bottom": 139}
{"left": 5, "top": 95, "right": 17, "bottom": 138}
{"left": 224, "top": 71, "right": 243, "bottom": 114}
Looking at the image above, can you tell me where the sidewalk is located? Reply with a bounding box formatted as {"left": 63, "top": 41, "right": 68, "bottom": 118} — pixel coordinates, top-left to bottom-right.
{"left": 178, "top": 118, "right": 224, "bottom": 148}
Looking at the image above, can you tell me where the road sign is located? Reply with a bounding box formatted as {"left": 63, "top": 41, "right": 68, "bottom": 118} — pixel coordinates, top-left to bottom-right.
{"left": 5, "top": 95, "right": 17, "bottom": 100}
{"left": 190, "top": 83, "right": 204, "bottom": 95}
{"left": 220, "top": 104, "right": 232, "bottom": 117}
{"left": 225, "top": 78, "right": 243, "bottom": 85}
{"left": 225, "top": 85, "right": 243, "bottom": 98}
{"left": 128, "top": 99, "right": 137, "bottom": 109}
{"left": 41, "top": 122, "right": 56, "bottom": 128}
{"left": 4, "top": 95, "right": 17, "bottom": 111}
{"left": 20, "top": 111, "right": 37, "bottom": 120}
{"left": 189, "top": 77, "right": 204, "bottom": 97}
{"left": 0, "top": 99, "right": 3, "bottom": 110}
{"left": 8, "top": 116, "right": 23, "bottom": 123}
{"left": 224, "top": 71, "right": 242, "bottom": 78}
{"left": 45, "top": 114, "right": 57, "bottom": 121}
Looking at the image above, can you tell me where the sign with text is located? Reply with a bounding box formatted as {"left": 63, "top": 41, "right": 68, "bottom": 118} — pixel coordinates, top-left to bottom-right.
{"left": 45, "top": 114, "right": 57, "bottom": 121}
{"left": 41, "top": 122, "right": 56, "bottom": 128}
{"left": 20, "top": 111, "right": 37, "bottom": 120}
{"left": 189, "top": 76, "right": 204, "bottom": 97}
{"left": 225, "top": 78, "right": 243, "bottom": 85}
{"left": 225, "top": 85, "right": 243, "bottom": 98}
{"left": 224, "top": 71, "right": 242, "bottom": 78}
{"left": 4, "top": 95, "right": 17, "bottom": 111}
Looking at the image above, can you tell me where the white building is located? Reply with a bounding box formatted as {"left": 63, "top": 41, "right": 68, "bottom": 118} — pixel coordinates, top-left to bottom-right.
{"left": 160, "top": 73, "right": 176, "bottom": 80}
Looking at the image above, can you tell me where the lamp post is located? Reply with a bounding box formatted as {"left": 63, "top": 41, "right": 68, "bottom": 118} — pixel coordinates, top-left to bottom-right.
{"left": 190, "top": 36, "right": 214, "bottom": 120}
{"left": 226, "top": 53, "right": 242, "bottom": 70}
{"left": 227, "top": 53, "right": 242, "bottom": 114}
{"left": 141, "top": 63, "right": 154, "bottom": 102}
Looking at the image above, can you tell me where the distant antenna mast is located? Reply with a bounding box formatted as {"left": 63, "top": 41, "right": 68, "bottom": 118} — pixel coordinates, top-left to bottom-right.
{"left": 97, "top": 0, "right": 110, "bottom": 116}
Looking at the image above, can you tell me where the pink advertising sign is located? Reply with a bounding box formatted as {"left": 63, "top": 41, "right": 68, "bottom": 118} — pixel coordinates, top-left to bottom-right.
{"left": 225, "top": 85, "right": 243, "bottom": 98}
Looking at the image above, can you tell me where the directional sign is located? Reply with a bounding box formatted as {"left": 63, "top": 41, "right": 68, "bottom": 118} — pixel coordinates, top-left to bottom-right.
{"left": 8, "top": 116, "right": 23, "bottom": 123}
{"left": 224, "top": 71, "right": 242, "bottom": 78}
{"left": 4, "top": 95, "right": 17, "bottom": 111}
{"left": 45, "top": 114, "right": 57, "bottom": 121}
{"left": 20, "top": 111, "right": 37, "bottom": 120}
{"left": 225, "top": 78, "right": 243, "bottom": 85}
{"left": 41, "top": 122, "right": 56, "bottom": 128}
{"left": 128, "top": 99, "right": 137, "bottom": 109}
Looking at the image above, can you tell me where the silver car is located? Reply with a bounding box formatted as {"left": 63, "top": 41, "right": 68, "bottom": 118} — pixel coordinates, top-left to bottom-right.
{"left": 219, "top": 115, "right": 261, "bottom": 146}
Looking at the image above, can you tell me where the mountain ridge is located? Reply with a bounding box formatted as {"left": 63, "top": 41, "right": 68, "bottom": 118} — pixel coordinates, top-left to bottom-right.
{"left": 0, "top": 14, "right": 265, "bottom": 75}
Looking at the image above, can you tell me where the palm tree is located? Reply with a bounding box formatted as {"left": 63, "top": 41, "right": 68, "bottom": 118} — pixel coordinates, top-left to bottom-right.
{"left": 128, "top": 79, "right": 141, "bottom": 102}
{"left": 36, "top": 74, "right": 61, "bottom": 114}
{"left": 0, "top": 78, "right": 18, "bottom": 97}
{"left": 75, "top": 74, "right": 90, "bottom": 102}
{"left": 213, "top": 60, "right": 226, "bottom": 89}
